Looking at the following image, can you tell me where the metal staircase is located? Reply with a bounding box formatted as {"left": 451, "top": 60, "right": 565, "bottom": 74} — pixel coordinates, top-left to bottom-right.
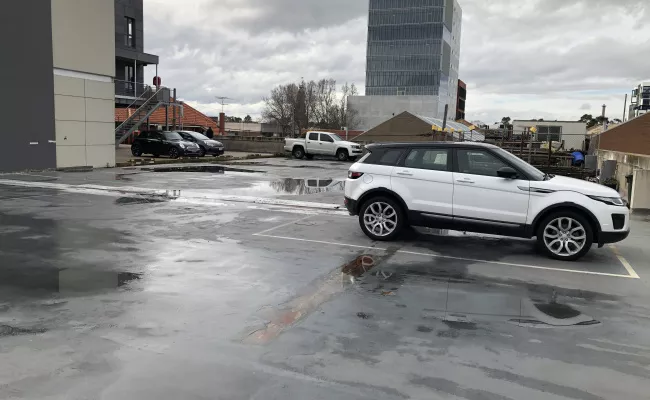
{"left": 115, "top": 87, "right": 168, "bottom": 145}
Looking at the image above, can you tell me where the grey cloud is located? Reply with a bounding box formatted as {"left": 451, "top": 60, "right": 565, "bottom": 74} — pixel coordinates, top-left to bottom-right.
{"left": 580, "top": 103, "right": 591, "bottom": 110}
{"left": 205, "top": 0, "right": 368, "bottom": 33}
{"left": 142, "top": 0, "right": 649, "bottom": 121}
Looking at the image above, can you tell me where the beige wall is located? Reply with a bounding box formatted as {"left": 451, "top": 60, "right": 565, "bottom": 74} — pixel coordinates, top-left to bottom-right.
{"left": 51, "top": 0, "right": 115, "bottom": 168}
{"left": 631, "top": 170, "right": 650, "bottom": 211}
{"left": 51, "top": 0, "right": 115, "bottom": 76}
{"left": 54, "top": 76, "right": 115, "bottom": 168}
{"left": 597, "top": 150, "right": 650, "bottom": 203}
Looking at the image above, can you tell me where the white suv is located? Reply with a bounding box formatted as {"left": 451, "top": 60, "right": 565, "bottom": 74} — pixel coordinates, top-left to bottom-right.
{"left": 344, "top": 142, "right": 630, "bottom": 261}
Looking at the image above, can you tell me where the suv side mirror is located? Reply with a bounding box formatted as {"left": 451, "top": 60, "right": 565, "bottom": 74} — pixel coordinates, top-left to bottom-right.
{"left": 497, "top": 167, "right": 518, "bottom": 179}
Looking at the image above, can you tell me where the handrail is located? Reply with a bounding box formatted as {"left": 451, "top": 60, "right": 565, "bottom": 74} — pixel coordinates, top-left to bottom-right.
{"left": 115, "top": 87, "right": 165, "bottom": 133}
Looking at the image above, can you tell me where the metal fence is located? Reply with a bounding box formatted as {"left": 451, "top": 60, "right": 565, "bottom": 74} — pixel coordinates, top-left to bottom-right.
{"left": 115, "top": 79, "right": 153, "bottom": 98}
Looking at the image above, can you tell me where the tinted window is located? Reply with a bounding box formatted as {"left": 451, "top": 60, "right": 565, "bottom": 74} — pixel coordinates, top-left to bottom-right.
{"left": 138, "top": 131, "right": 149, "bottom": 139}
{"left": 149, "top": 132, "right": 162, "bottom": 140}
{"left": 457, "top": 149, "right": 508, "bottom": 177}
{"left": 362, "top": 149, "right": 404, "bottom": 165}
{"left": 308, "top": 132, "right": 319, "bottom": 140}
{"left": 404, "top": 149, "right": 449, "bottom": 171}
{"left": 163, "top": 132, "right": 183, "bottom": 141}
{"left": 320, "top": 134, "right": 334, "bottom": 143}
{"left": 378, "top": 150, "right": 403, "bottom": 165}
{"left": 190, "top": 132, "right": 209, "bottom": 141}
{"left": 493, "top": 148, "right": 544, "bottom": 180}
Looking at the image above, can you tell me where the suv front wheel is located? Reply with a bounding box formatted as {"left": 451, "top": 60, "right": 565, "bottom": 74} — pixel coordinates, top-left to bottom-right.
{"left": 359, "top": 197, "right": 405, "bottom": 241}
{"left": 537, "top": 211, "right": 593, "bottom": 261}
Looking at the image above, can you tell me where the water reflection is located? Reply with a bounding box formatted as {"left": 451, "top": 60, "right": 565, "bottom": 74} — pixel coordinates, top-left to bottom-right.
{"left": 269, "top": 179, "right": 344, "bottom": 195}
{"left": 0, "top": 268, "right": 141, "bottom": 296}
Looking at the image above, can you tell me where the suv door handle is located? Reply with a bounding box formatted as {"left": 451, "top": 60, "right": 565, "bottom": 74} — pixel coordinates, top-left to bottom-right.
{"left": 396, "top": 171, "right": 413, "bottom": 176}
{"left": 456, "top": 178, "right": 475, "bottom": 183}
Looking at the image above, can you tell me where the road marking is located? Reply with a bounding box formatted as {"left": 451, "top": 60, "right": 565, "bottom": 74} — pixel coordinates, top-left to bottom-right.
{"left": 254, "top": 215, "right": 314, "bottom": 236}
{"left": 609, "top": 245, "right": 640, "bottom": 279}
{"left": 255, "top": 234, "right": 386, "bottom": 250}
{"left": 255, "top": 234, "right": 639, "bottom": 279}
{"left": 398, "top": 249, "right": 639, "bottom": 279}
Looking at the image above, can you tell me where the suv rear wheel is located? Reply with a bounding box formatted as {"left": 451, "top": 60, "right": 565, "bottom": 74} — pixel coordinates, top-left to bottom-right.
{"left": 537, "top": 211, "right": 593, "bottom": 261}
{"left": 359, "top": 196, "right": 405, "bottom": 241}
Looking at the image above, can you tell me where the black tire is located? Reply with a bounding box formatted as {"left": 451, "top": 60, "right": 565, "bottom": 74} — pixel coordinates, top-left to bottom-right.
{"left": 536, "top": 210, "right": 594, "bottom": 261}
{"left": 199, "top": 147, "right": 206, "bottom": 157}
{"left": 348, "top": 156, "right": 358, "bottom": 162}
{"left": 336, "top": 149, "right": 349, "bottom": 162}
{"left": 169, "top": 148, "right": 180, "bottom": 159}
{"left": 293, "top": 147, "right": 305, "bottom": 159}
{"left": 358, "top": 196, "right": 406, "bottom": 241}
{"left": 152, "top": 153, "right": 160, "bottom": 158}
{"left": 131, "top": 144, "right": 142, "bottom": 157}
{"left": 305, "top": 154, "right": 314, "bottom": 160}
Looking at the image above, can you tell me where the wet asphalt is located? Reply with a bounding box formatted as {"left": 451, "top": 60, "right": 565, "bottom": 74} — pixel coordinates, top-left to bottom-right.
{"left": 1, "top": 158, "right": 650, "bottom": 400}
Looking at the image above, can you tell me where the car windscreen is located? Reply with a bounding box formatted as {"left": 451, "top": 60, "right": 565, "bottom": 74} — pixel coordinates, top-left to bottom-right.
{"left": 163, "top": 132, "right": 183, "bottom": 141}
{"left": 493, "top": 147, "right": 545, "bottom": 181}
{"left": 190, "top": 132, "right": 210, "bottom": 141}
{"left": 330, "top": 134, "right": 343, "bottom": 141}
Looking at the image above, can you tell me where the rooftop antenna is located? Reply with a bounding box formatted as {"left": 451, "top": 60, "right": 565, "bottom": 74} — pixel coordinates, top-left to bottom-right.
{"left": 215, "top": 96, "right": 233, "bottom": 113}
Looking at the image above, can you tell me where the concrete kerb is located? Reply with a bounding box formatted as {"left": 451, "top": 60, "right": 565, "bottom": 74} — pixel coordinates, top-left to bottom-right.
{"left": 115, "top": 153, "right": 284, "bottom": 168}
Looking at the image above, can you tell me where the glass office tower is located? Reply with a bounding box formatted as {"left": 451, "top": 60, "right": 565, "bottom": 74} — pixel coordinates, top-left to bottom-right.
{"left": 366, "top": 0, "right": 461, "bottom": 109}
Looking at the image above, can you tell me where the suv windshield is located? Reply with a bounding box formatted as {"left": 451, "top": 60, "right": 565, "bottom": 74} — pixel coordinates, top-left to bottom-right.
{"left": 163, "top": 132, "right": 183, "bottom": 141}
{"left": 493, "top": 147, "right": 546, "bottom": 180}
{"left": 189, "top": 132, "right": 209, "bottom": 141}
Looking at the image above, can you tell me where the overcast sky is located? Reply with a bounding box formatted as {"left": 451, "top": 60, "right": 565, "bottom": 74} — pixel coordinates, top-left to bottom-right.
{"left": 144, "top": 0, "right": 650, "bottom": 125}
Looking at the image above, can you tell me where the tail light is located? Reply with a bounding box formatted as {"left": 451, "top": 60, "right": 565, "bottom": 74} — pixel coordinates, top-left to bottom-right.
{"left": 348, "top": 171, "right": 364, "bottom": 179}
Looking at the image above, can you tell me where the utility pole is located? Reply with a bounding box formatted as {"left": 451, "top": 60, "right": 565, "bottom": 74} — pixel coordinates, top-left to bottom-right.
{"left": 623, "top": 94, "right": 628, "bottom": 122}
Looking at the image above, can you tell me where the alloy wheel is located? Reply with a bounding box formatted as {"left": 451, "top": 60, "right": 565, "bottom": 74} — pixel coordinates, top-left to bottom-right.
{"left": 363, "top": 202, "right": 398, "bottom": 237}
{"left": 543, "top": 217, "right": 587, "bottom": 257}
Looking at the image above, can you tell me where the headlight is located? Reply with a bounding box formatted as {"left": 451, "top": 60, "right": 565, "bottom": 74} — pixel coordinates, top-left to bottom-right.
{"left": 588, "top": 195, "right": 625, "bottom": 206}
{"left": 179, "top": 143, "right": 186, "bottom": 149}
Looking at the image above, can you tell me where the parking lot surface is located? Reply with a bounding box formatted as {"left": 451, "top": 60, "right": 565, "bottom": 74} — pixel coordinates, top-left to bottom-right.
{"left": 1, "top": 158, "right": 650, "bottom": 400}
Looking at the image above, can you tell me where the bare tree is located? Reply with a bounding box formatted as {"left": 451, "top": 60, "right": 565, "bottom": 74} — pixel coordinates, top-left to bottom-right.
{"left": 263, "top": 79, "right": 360, "bottom": 134}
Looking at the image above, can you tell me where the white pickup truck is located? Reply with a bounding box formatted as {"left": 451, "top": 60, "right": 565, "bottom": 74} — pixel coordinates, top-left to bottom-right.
{"left": 284, "top": 131, "right": 364, "bottom": 161}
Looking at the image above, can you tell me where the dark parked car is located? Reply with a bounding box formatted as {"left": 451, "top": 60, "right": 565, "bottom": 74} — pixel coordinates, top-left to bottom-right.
{"left": 176, "top": 131, "right": 225, "bottom": 157}
{"left": 131, "top": 131, "right": 202, "bottom": 159}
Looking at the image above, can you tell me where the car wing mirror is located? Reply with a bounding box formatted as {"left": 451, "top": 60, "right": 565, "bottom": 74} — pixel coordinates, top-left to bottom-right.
{"left": 497, "top": 167, "right": 518, "bottom": 179}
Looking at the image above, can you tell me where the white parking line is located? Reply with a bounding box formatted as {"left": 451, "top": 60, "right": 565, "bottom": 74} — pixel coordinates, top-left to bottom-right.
{"left": 609, "top": 245, "right": 640, "bottom": 279}
{"left": 254, "top": 234, "right": 640, "bottom": 279}
{"left": 254, "top": 215, "right": 314, "bottom": 236}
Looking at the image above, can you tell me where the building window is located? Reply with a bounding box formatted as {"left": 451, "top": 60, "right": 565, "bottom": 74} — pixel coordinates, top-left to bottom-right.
{"left": 124, "top": 65, "right": 135, "bottom": 92}
{"left": 125, "top": 17, "right": 135, "bottom": 48}
{"left": 536, "top": 126, "right": 562, "bottom": 142}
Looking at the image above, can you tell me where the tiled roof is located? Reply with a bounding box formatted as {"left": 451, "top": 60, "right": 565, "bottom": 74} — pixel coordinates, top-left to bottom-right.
{"left": 115, "top": 102, "right": 219, "bottom": 131}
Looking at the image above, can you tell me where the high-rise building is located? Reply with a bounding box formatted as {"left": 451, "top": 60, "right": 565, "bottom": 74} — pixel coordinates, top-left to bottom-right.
{"left": 349, "top": 0, "right": 462, "bottom": 130}
{"left": 628, "top": 82, "right": 650, "bottom": 120}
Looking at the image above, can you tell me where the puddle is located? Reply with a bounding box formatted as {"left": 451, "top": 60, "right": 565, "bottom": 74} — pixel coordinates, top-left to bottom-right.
{"left": 534, "top": 302, "right": 581, "bottom": 319}
{"left": 0, "top": 325, "right": 47, "bottom": 337}
{"left": 189, "top": 179, "right": 345, "bottom": 197}
{"left": 267, "top": 179, "right": 344, "bottom": 195}
{"left": 513, "top": 300, "right": 600, "bottom": 327}
{"left": 342, "top": 255, "right": 376, "bottom": 278}
{"left": 143, "top": 165, "right": 263, "bottom": 174}
{"left": 0, "top": 268, "right": 141, "bottom": 298}
{"left": 115, "top": 196, "right": 168, "bottom": 205}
